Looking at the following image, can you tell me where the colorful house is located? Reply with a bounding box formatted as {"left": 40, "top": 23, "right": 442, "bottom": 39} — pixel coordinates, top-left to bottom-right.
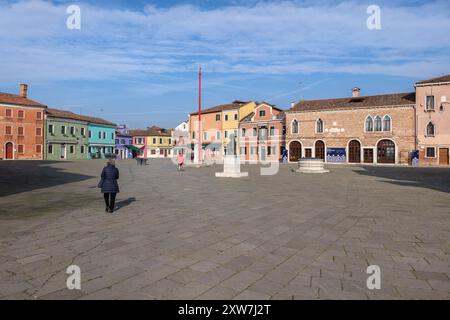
{"left": 415, "top": 74, "right": 450, "bottom": 166}
{"left": 239, "top": 102, "right": 286, "bottom": 163}
{"left": 88, "top": 118, "right": 117, "bottom": 159}
{"left": 130, "top": 126, "right": 173, "bottom": 158}
{"left": 115, "top": 125, "right": 133, "bottom": 160}
{"left": 188, "top": 100, "right": 257, "bottom": 161}
{"left": 45, "top": 108, "right": 89, "bottom": 160}
{"left": 0, "top": 84, "right": 47, "bottom": 160}
{"left": 172, "top": 120, "right": 189, "bottom": 155}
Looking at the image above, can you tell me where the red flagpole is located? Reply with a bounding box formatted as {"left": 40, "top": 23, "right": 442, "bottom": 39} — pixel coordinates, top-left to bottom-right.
{"left": 198, "top": 67, "right": 202, "bottom": 164}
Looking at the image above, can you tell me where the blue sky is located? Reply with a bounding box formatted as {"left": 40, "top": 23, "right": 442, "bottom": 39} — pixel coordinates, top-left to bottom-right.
{"left": 1, "top": 0, "right": 449, "bottom": 128}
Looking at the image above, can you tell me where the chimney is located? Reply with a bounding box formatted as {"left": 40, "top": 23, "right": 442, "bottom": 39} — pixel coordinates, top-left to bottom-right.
{"left": 20, "top": 84, "right": 28, "bottom": 98}
{"left": 352, "top": 87, "right": 361, "bottom": 98}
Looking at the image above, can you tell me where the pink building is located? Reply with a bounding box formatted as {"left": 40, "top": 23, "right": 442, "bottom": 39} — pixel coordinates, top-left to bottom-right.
{"left": 239, "top": 102, "right": 285, "bottom": 162}
{"left": 415, "top": 74, "right": 450, "bottom": 166}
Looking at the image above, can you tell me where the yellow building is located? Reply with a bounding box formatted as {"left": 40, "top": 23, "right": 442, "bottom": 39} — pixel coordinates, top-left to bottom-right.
{"left": 189, "top": 101, "right": 256, "bottom": 159}
{"left": 130, "top": 126, "right": 173, "bottom": 158}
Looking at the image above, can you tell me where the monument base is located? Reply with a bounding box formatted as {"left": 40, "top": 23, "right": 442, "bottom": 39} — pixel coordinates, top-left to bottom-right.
{"left": 295, "top": 158, "right": 329, "bottom": 174}
{"left": 215, "top": 155, "right": 248, "bottom": 178}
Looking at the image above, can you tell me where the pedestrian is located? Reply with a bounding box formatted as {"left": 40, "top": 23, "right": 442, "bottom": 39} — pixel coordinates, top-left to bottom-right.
{"left": 282, "top": 149, "right": 288, "bottom": 163}
{"left": 99, "top": 159, "right": 120, "bottom": 213}
{"left": 176, "top": 151, "right": 185, "bottom": 171}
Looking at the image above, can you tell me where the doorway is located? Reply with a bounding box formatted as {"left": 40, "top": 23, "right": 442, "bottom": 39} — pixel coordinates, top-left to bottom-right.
{"left": 363, "top": 148, "right": 374, "bottom": 163}
{"left": 5, "top": 142, "right": 13, "bottom": 159}
{"left": 348, "top": 140, "right": 361, "bottom": 163}
{"left": 439, "top": 148, "right": 449, "bottom": 165}
{"left": 377, "top": 140, "right": 395, "bottom": 164}
{"left": 289, "top": 141, "right": 302, "bottom": 162}
{"left": 60, "top": 144, "right": 66, "bottom": 160}
{"left": 315, "top": 140, "right": 325, "bottom": 160}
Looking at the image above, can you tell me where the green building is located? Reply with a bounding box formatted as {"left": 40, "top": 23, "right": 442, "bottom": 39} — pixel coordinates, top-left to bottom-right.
{"left": 45, "top": 109, "right": 89, "bottom": 160}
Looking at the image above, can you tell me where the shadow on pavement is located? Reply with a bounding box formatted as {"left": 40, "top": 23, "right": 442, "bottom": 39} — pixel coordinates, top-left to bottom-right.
{"left": 0, "top": 160, "right": 94, "bottom": 197}
{"left": 353, "top": 165, "right": 450, "bottom": 194}
{"left": 116, "top": 197, "right": 137, "bottom": 211}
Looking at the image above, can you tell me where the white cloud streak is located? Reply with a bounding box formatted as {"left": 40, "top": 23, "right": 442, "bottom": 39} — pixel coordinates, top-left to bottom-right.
{"left": 0, "top": 0, "right": 449, "bottom": 84}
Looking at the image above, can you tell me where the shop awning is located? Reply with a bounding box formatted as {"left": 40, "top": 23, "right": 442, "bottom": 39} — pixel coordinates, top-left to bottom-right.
{"left": 125, "top": 145, "right": 144, "bottom": 151}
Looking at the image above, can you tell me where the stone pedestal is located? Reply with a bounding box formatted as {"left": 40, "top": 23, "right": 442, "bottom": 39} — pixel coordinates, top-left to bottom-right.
{"left": 216, "top": 155, "right": 248, "bottom": 178}
{"left": 296, "top": 158, "right": 329, "bottom": 174}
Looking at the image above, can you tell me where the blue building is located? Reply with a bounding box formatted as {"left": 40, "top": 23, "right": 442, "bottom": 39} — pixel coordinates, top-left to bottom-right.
{"left": 115, "top": 125, "right": 134, "bottom": 159}
{"left": 87, "top": 117, "right": 117, "bottom": 159}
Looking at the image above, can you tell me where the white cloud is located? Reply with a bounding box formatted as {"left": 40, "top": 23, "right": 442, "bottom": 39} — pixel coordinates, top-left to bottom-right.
{"left": 0, "top": 0, "right": 449, "bottom": 84}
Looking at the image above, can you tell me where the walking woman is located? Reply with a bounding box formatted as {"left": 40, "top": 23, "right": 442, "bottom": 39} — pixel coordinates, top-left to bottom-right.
{"left": 176, "top": 151, "right": 185, "bottom": 171}
{"left": 99, "top": 159, "right": 119, "bottom": 213}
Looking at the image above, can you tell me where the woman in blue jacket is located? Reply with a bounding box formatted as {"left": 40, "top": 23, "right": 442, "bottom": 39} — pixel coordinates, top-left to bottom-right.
{"left": 100, "top": 159, "right": 120, "bottom": 213}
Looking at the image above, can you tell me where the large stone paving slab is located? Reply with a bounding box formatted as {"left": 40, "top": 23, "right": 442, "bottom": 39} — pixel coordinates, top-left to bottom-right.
{"left": 0, "top": 159, "right": 449, "bottom": 300}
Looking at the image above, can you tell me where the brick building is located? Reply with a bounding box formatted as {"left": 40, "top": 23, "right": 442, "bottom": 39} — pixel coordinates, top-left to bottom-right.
{"left": 239, "top": 102, "right": 286, "bottom": 162}
{"left": 415, "top": 74, "right": 450, "bottom": 166}
{"left": 285, "top": 88, "right": 416, "bottom": 165}
{"left": 0, "top": 84, "right": 47, "bottom": 160}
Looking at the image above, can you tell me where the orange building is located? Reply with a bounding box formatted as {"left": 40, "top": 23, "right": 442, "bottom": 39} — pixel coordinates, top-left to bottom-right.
{"left": 0, "top": 84, "right": 47, "bottom": 160}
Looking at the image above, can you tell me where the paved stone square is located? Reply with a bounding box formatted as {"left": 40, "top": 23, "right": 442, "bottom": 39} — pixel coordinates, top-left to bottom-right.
{"left": 0, "top": 159, "right": 449, "bottom": 300}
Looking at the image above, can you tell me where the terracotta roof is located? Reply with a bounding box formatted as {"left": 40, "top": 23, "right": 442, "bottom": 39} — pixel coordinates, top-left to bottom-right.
{"left": 46, "top": 108, "right": 116, "bottom": 126}
{"left": 241, "top": 111, "right": 286, "bottom": 122}
{"left": 289, "top": 92, "right": 415, "bottom": 113}
{"left": 190, "top": 101, "right": 251, "bottom": 116}
{"left": 129, "top": 126, "right": 172, "bottom": 137}
{"left": 416, "top": 74, "right": 450, "bottom": 85}
{"left": 0, "top": 92, "right": 46, "bottom": 108}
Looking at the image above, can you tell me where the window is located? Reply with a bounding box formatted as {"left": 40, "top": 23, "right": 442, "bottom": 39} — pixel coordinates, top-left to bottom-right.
{"left": 234, "top": 114, "right": 238, "bottom": 120}
{"left": 224, "top": 131, "right": 228, "bottom": 138}
{"left": 426, "top": 95, "right": 435, "bottom": 111}
{"left": 98, "top": 132, "right": 102, "bottom": 139}
{"left": 365, "top": 116, "right": 373, "bottom": 132}
{"left": 192, "top": 132, "right": 196, "bottom": 139}
{"left": 111, "top": 132, "right": 114, "bottom": 140}
{"left": 70, "top": 146, "right": 75, "bottom": 154}
{"left": 89, "top": 130, "right": 92, "bottom": 138}
{"left": 241, "top": 128, "right": 246, "bottom": 137}
{"left": 169, "top": 139, "right": 171, "bottom": 144}
{"left": 103, "top": 132, "right": 106, "bottom": 140}
{"left": 151, "top": 150, "right": 156, "bottom": 155}
{"left": 216, "top": 114, "right": 221, "bottom": 121}
{"left": 426, "top": 147, "right": 436, "bottom": 158}
{"left": 17, "top": 145, "right": 24, "bottom": 153}
{"left": 203, "top": 132, "right": 207, "bottom": 140}
{"left": 5, "top": 126, "right": 12, "bottom": 135}
{"left": 426, "top": 122, "right": 435, "bottom": 136}
{"left": 270, "top": 127, "right": 275, "bottom": 136}
{"left": 153, "top": 138, "right": 156, "bottom": 144}
{"left": 70, "top": 127, "right": 75, "bottom": 135}
{"left": 268, "top": 146, "right": 276, "bottom": 155}
{"left": 252, "top": 128, "right": 257, "bottom": 136}
{"left": 374, "top": 116, "right": 382, "bottom": 131}
{"left": 80, "top": 128, "right": 85, "bottom": 136}
{"left": 316, "top": 119, "right": 324, "bottom": 133}
{"left": 383, "top": 115, "right": 391, "bottom": 131}
{"left": 81, "top": 146, "right": 85, "bottom": 154}
{"left": 36, "top": 127, "right": 42, "bottom": 136}
{"left": 48, "top": 145, "right": 53, "bottom": 154}
{"left": 36, "top": 145, "right": 42, "bottom": 153}
{"left": 251, "top": 147, "right": 258, "bottom": 155}
{"left": 61, "top": 126, "right": 67, "bottom": 135}
{"left": 240, "top": 147, "right": 246, "bottom": 155}
{"left": 217, "top": 131, "right": 221, "bottom": 140}
{"left": 160, "top": 138, "right": 163, "bottom": 144}
{"left": 5, "top": 109, "right": 12, "bottom": 117}
{"left": 292, "top": 119, "right": 299, "bottom": 134}
{"left": 48, "top": 124, "right": 54, "bottom": 134}
{"left": 36, "top": 112, "right": 42, "bottom": 120}
{"left": 259, "top": 110, "right": 266, "bottom": 117}
{"left": 18, "top": 127, "right": 24, "bottom": 136}
{"left": 18, "top": 110, "right": 24, "bottom": 118}
{"left": 225, "top": 115, "right": 229, "bottom": 121}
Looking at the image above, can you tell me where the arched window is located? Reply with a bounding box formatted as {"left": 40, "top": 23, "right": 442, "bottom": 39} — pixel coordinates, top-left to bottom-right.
{"left": 316, "top": 119, "right": 324, "bottom": 133}
{"left": 292, "top": 119, "right": 299, "bottom": 134}
{"left": 382, "top": 115, "right": 391, "bottom": 131}
{"left": 427, "top": 122, "right": 435, "bottom": 136}
{"left": 365, "top": 116, "right": 373, "bottom": 132}
{"left": 374, "top": 116, "right": 382, "bottom": 131}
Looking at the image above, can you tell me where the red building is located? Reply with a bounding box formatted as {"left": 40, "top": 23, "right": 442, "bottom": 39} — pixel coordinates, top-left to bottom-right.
{"left": 0, "top": 84, "right": 47, "bottom": 160}
{"left": 238, "top": 102, "right": 286, "bottom": 162}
